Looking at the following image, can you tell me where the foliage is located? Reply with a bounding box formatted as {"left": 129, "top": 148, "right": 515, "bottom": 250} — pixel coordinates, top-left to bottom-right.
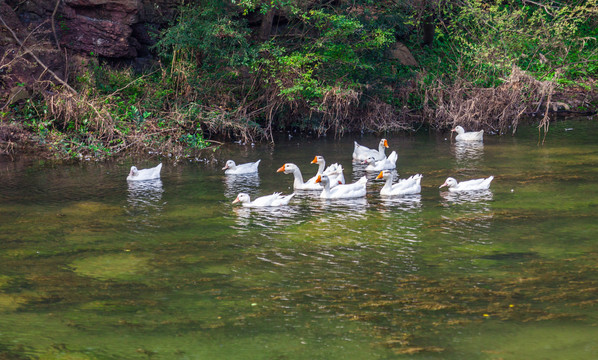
{"left": 4, "top": 0, "right": 598, "bottom": 159}
{"left": 426, "top": 0, "right": 598, "bottom": 86}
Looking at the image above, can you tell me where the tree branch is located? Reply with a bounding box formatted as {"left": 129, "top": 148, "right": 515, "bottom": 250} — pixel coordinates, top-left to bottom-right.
{"left": 51, "top": 0, "right": 61, "bottom": 51}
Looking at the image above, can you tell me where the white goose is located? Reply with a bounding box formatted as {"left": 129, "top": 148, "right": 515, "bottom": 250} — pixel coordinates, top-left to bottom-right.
{"left": 232, "top": 192, "right": 295, "bottom": 207}
{"left": 439, "top": 176, "right": 494, "bottom": 192}
{"left": 309, "top": 156, "right": 345, "bottom": 187}
{"left": 324, "top": 163, "right": 346, "bottom": 187}
{"left": 277, "top": 163, "right": 322, "bottom": 190}
{"left": 376, "top": 171, "right": 422, "bottom": 196}
{"left": 315, "top": 174, "right": 367, "bottom": 199}
{"left": 452, "top": 126, "right": 484, "bottom": 141}
{"left": 353, "top": 139, "right": 389, "bottom": 161}
{"left": 127, "top": 163, "right": 162, "bottom": 181}
{"left": 222, "top": 159, "right": 261, "bottom": 174}
{"left": 363, "top": 151, "right": 398, "bottom": 172}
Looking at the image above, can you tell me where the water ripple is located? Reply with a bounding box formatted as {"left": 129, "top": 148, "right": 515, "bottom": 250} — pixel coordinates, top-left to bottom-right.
{"left": 224, "top": 173, "right": 261, "bottom": 199}
{"left": 126, "top": 179, "right": 165, "bottom": 231}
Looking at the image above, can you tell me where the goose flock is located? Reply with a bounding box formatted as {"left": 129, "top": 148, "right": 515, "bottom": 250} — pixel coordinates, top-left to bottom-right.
{"left": 126, "top": 126, "right": 493, "bottom": 208}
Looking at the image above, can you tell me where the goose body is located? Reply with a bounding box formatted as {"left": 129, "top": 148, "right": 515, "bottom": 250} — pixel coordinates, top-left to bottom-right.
{"left": 377, "top": 171, "right": 422, "bottom": 196}
{"left": 323, "top": 163, "right": 346, "bottom": 187}
{"left": 364, "top": 151, "right": 398, "bottom": 172}
{"left": 232, "top": 192, "right": 295, "bottom": 207}
{"left": 127, "top": 163, "right": 162, "bottom": 181}
{"left": 439, "top": 176, "right": 494, "bottom": 192}
{"left": 353, "top": 139, "right": 389, "bottom": 161}
{"left": 223, "top": 159, "right": 261, "bottom": 174}
{"left": 452, "top": 126, "right": 484, "bottom": 141}
{"left": 277, "top": 163, "right": 323, "bottom": 190}
{"left": 315, "top": 175, "right": 367, "bottom": 199}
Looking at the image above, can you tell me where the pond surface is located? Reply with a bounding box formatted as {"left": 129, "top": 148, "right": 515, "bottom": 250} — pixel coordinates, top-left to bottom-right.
{"left": 1, "top": 119, "right": 598, "bottom": 359}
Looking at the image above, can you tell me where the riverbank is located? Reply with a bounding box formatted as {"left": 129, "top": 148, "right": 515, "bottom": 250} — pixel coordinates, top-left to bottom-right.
{"left": 2, "top": 0, "right": 597, "bottom": 160}
{"left": 2, "top": 81, "right": 596, "bottom": 161}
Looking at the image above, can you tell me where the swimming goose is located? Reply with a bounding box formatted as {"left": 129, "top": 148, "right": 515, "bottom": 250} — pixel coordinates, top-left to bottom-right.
{"left": 232, "top": 192, "right": 295, "bottom": 207}
{"left": 315, "top": 175, "right": 367, "bottom": 199}
{"left": 363, "top": 151, "right": 398, "bottom": 172}
{"left": 439, "top": 176, "right": 494, "bottom": 192}
{"left": 127, "top": 163, "right": 162, "bottom": 181}
{"left": 324, "top": 163, "right": 346, "bottom": 187}
{"left": 309, "top": 156, "right": 345, "bottom": 187}
{"left": 222, "top": 159, "right": 261, "bottom": 174}
{"left": 353, "top": 139, "right": 389, "bottom": 161}
{"left": 277, "top": 163, "right": 322, "bottom": 190}
{"left": 452, "top": 126, "right": 484, "bottom": 141}
{"left": 376, "top": 171, "right": 422, "bottom": 196}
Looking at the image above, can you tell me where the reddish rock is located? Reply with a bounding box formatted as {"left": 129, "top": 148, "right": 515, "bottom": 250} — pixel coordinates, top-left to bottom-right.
{"left": 62, "top": 15, "right": 136, "bottom": 57}
{"left": 0, "top": 1, "right": 26, "bottom": 44}
{"left": 59, "top": 0, "right": 142, "bottom": 57}
{"left": 64, "top": 0, "right": 140, "bottom": 24}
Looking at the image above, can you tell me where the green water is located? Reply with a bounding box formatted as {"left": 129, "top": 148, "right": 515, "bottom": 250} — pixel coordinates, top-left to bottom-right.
{"left": 1, "top": 120, "right": 598, "bottom": 359}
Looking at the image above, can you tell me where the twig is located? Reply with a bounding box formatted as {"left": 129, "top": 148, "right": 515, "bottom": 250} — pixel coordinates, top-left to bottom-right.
{"left": 51, "top": 0, "right": 61, "bottom": 51}
{"left": 0, "top": 13, "right": 77, "bottom": 93}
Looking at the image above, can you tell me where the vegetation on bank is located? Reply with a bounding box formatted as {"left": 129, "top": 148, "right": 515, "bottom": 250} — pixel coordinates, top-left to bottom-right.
{"left": 2, "top": 0, "right": 597, "bottom": 159}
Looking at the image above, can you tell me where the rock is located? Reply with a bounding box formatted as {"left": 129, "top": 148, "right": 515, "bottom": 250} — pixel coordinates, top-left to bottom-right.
{"left": 62, "top": 15, "right": 137, "bottom": 57}
{"left": 64, "top": 0, "right": 140, "bottom": 24}
{"left": 60, "top": 0, "right": 142, "bottom": 57}
{"left": 388, "top": 42, "right": 418, "bottom": 66}
{"left": 0, "top": 1, "right": 25, "bottom": 45}
{"left": 9, "top": 87, "right": 31, "bottom": 104}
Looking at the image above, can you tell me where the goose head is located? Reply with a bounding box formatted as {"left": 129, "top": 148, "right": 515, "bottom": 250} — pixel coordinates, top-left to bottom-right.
{"left": 315, "top": 174, "right": 342, "bottom": 185}
{"left": 451, "top": 126, "right": 465, "bottom": 135}
{"left": 129, "top": 166, "right": 139, "bottom": 177}
{"left": 222, "top": 160, "right": 236, "bottom": 170}
{"left": 311, "top": 155, "right": 325, "bottom": 165}
{"left": 362, "top": 156, "right": 377, "bottom": 165}
{"left": 381, "top": 139, "right": 389, "bottom": 148}
{"left": 314, "top": 174, "right": 329, "bottom": 185}
{"left": 277, "top": 163, "right": 298, "bottom": 174}
{"left": 376, "top": 170, "right": 392, "bottom": 180}
{"left": 232, "top": 193, "right": 250, "bottom": 204}
{"left": 439, "top": 177, "right": 458, "bottom": 189}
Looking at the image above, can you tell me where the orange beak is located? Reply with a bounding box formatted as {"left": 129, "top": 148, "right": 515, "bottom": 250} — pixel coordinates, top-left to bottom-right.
{"left": 376, "top": 171, "right": 384, "bottom": 180}
{"left": 383, "top": 139, "right": 389, "bottom": 148}
{"left": 311, "top": 156, "right": 318, "bottom": 164}
{"left": 439, "top": 182, "right": 448, "bottom": 188}
{"left": 232, "top": 196, "right": 240, "bottom": 204}
{"left": 315, "top": 175, "right": 322, "bottom": 183}
{"left": 277, "top": 165, "right": 286, "bottom": 173}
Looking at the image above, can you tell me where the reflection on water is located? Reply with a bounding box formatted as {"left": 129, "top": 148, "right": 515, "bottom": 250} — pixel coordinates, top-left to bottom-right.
{"left": 126, "top": 179, "right": 164, "bottom": 230}
{"left": 232, "top": 203, "right": 303, "bottom": 232}
{"left": 224, "top": 172, "right": 261, "bottom": 199}
{"left": 380, "top": 194, "right": 422, "bottom": 210}
{"left": 316, "top": 196, "right": 368, "bottom": 211}
{"left": 453, "top": 141, "right": 484, "bottom": 166}
{"left": 440, "top": 190, "right": 494, "bottom": 243}
{"left": 440, "top": 189, "right": 493, "bottom": 205}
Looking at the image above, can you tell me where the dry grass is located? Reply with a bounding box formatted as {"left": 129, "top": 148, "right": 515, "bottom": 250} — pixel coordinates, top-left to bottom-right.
{"left": 422, "top": 66, "right": 558, "bottom": 139}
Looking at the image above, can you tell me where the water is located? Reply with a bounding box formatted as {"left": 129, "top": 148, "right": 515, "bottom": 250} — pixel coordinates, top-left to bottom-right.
{"left": 1, "top": 119, "right": 598, "bottom": 359}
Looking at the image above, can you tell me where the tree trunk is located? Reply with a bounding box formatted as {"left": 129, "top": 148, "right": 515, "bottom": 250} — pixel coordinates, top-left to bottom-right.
{"left": 259, "top": 8, "right": 275, "bottom": 40}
